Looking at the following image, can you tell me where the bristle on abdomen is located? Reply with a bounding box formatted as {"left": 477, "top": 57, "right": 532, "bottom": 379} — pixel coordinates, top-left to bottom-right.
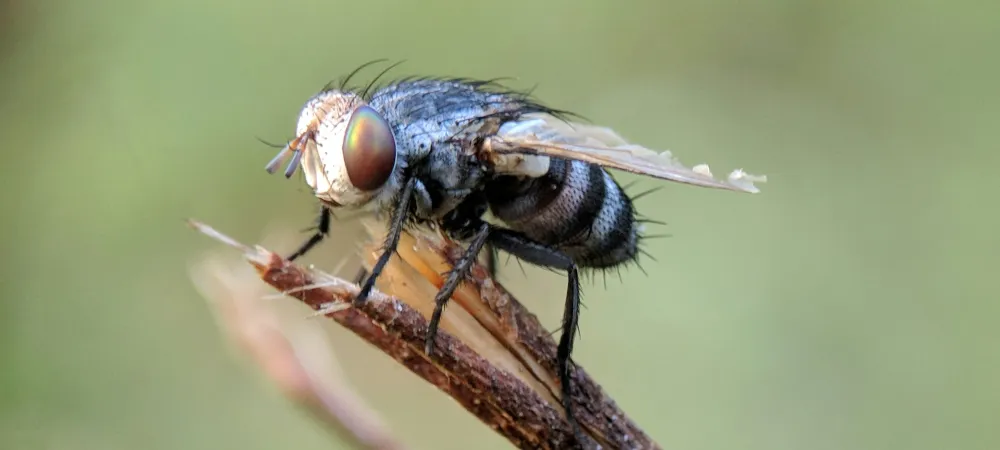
{"left": 487, "top": 159, "right": 639, "bottom": 269}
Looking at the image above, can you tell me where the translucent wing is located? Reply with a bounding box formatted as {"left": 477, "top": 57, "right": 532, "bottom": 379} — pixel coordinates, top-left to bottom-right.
{"left": 484, "top": 113, "right": 766, "bottom": 193}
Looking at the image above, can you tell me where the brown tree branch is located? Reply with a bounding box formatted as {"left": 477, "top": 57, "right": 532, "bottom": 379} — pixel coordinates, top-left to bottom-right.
{"left": 187, "top": 219, "right": 660, "bottom": 450}
{"left": 190, "top": 251, "right": 407, "bottom": 450}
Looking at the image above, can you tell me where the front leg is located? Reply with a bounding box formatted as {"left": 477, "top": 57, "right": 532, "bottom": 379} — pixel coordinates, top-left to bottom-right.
{"left": 286, "top": 203, "right": 331, "bottom": 261}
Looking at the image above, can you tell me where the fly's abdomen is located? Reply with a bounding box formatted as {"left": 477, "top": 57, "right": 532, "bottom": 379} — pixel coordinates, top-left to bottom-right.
{"left": 486, "top": 158, "right": 639, "bottom": 268}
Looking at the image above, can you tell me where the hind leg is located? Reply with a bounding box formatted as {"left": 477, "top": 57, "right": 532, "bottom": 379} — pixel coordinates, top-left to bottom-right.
{"left": 486, "top": 228, "right": 585, "bottom": 446}
{"left": 427, "top": 219, "right": 588, "bottom": 448}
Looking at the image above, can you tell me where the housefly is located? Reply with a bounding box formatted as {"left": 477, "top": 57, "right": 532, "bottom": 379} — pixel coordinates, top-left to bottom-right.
{"left": 264, "top": 61, "right": 765, "bottom": 445}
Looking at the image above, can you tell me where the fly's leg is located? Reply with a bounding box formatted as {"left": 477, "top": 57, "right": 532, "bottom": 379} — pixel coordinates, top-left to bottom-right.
{"left": 291, "top": 205, "right": 373, "bottom": 285}
{"left": 352, "top": 267, "right": 370, "bottom": 285}
{"left": 287, "top": 204, "right": 331, "bottom": 261}
{"left": 424, "top": 194, "right": 500, "bottom": 353}
{"left": 483, "top": 243, "right": 500, "bottom": 278}
{"left": 560, "top": 268, "right": 584, "bottom": 448}
{"left": 428, "top": 198, "right": 588, "bottom": 446}
{"left": 424, "top": 221, "right": 491, "bottom": 354}
{"left": 355, "top": 177, "right": 416, "bottom": 305}
{"left": 425, "top": 222, "right": 585, "bottom": 444}
{"left": 486, "top": 228, "right": 586, "bottom": 447}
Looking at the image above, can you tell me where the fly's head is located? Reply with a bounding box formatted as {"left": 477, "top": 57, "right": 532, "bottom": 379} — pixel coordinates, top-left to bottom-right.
{"left": 266, "top": 89, "right": 399, "bottom": 208}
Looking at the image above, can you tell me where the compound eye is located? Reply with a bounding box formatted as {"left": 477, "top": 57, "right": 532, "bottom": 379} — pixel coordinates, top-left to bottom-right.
{"left": 343, "top": 105, "right": 397, "bottom": 191}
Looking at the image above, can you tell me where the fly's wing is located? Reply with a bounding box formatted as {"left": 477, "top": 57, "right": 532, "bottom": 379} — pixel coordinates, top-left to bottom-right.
{"left": 484, "top": 113, "right": 766, "bottom": 193}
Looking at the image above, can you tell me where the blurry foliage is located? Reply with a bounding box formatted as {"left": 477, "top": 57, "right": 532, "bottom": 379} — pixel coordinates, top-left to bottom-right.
{"left": 1, "top": 1, "right": 998, "bottom": 449}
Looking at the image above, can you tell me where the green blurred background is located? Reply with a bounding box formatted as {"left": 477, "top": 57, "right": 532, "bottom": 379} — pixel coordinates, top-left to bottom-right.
{"left": 2, "top": 0, "right": 997, "bottom": 449}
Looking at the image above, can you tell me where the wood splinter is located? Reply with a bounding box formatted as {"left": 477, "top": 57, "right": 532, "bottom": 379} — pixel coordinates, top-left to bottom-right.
{"left": 188, "top": 218, "right": 660, "bottom": 450}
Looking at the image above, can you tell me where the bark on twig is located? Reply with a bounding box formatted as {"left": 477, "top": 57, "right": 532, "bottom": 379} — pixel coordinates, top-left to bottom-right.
{"left": 187, "top": 219, "right": 660, "bottom": 450}
{"left": 190, "top": 251, "right": 407, "bottom": 450}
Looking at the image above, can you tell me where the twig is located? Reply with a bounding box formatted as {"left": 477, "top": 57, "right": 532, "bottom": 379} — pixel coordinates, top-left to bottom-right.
{"left": 358, "top": 219, "right": 659, "bottom": 449}
{"left": 187, "top": 219, "right": 660, "bottom": 449}
{"left": 190, "top": 252, "right": 407, "bottom": 450}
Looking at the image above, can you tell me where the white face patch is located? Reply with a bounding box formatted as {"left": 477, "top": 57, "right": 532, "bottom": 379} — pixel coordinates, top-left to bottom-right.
{"left": 295, "top": 90, "right": 374, "bottom": 207}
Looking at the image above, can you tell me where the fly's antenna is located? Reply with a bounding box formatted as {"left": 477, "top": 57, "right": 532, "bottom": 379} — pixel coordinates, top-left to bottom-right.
{"left": 361, "top": 60, "right": 407, "bottom": 99}
{"left": 264, "top": 130, "right": 315, "bottom": 178}
{"left": 258, "top": 136, "right": 300, "bottom": 177}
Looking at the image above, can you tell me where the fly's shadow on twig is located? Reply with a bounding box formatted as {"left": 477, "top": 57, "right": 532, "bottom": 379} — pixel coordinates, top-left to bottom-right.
{"left": 187, "top": 218, "right": 660, "bottom": 450}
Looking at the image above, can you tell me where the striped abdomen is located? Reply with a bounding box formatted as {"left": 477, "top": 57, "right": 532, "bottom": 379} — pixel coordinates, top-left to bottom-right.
{"left": 486, "top": 158, "right": 639, "bottom": 268}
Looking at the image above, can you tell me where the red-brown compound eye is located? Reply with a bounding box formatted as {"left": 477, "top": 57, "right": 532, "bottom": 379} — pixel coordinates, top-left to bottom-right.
{"left": 342, "top": 105, "right": 397, "bottom": 191}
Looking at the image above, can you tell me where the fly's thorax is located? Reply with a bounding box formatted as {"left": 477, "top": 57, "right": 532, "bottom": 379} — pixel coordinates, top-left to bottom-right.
{"left": 296, "top": 90, "right": 403, "bottom": 209}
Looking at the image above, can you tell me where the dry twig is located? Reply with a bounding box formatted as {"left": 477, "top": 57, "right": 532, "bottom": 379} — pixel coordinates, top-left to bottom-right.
{"left": 187, "top": 219, "right": 659, "bottom": 450}
{"left": 190, "top": 250, "right": 407, "bottom": 450}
